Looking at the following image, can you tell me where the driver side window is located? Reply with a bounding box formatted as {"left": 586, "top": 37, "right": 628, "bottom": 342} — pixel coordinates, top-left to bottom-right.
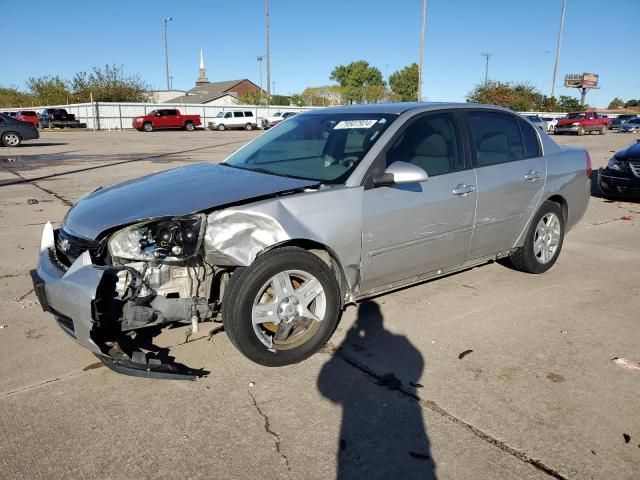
{"left": 385, "top": 112, "right": 462, "bottom": 176}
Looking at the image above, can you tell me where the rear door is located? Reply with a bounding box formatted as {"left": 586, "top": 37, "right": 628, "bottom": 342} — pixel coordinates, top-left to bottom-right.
{"left": 465, "top": 110, "right": 546, "bottom": 259}
{"left": 360, "top": 110, "right": 477, "bottom": 292}
{"left": 164, "top": 109, "right": 180, "bottom": 127}
{"left": 232, "top": 111, "right": 244, "bottom": 127}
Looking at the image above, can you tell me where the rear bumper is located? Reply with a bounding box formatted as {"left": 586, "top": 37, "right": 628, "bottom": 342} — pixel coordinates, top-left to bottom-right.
{"left": 598, "top": 168, "right": 640, "bottom": 198}
{"left": 22, "top": 129, "right": 40, "bottom": 141}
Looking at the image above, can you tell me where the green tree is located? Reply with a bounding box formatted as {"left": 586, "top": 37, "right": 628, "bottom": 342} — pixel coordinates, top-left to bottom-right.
{"left": 608, "top": 97, "right": 624, "bottom": 109}
{"left": 238, "top": 90, "right": 265, "bottom": 105}
{"left": 270, "top": 95, "right": 290, "bottom": 106}
{"left": 289, "top": 94, "right": 304, "bottom": 106}
{"left": 388, "top": 63, "right": 419, "bottom": 102}
{"left": 466, "top": 80, "right": 544, "bottom": 111}
{"left": 25, "top": 75, "right": 70, "bottom": 105}
{"left": 330, "top": 60, "right": 384, "bottom": 104}
{"left": 0, "top": 87, "right": 35, "bottom": 108}
{"left": 71, "top": 65, "right": 151, "bottom": 102}
{"left": 301, "top": 85, "right": 344, "bottom": 106}
{"left": 557, "top": 95, "right": 585, "bottom": 112}
{"left": 624, "top": 99, "right": 640, "bottom": 108}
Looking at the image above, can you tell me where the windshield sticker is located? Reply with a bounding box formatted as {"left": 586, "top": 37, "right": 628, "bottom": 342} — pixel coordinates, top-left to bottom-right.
{"left": 334, "top": 120, "right": 378, "bottom": 129}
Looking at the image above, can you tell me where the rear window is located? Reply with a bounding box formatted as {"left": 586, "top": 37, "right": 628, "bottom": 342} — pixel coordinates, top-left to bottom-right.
{"left": 244, "top": 111, "right": 253, "bottom": 117}
{"left": 467, "top": 111, "right": 524, "bottom": 166}
{"left": 20, "top": 111, "right": 37, "bottom": 116}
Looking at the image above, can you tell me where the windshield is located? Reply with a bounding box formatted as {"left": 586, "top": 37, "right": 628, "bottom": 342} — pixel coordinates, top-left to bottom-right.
{"left": 224, "top": 112, "right": 397, "bottom": 183}
{"left": 566, "top": 113, "right": 586, "bottom": 119}
{"left": 215, "top": 112, "right": 225, "bottom": 118}
{"left": 526, "top": 116, "right": 540, "bottom": 121}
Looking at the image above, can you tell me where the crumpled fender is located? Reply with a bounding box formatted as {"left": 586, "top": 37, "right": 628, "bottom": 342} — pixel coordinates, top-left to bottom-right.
{"left": 203, "top": 186, "right": 364, "bottom": 296}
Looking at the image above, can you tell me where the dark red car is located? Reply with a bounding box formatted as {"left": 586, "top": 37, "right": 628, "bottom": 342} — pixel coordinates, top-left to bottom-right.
{"left": 132, "top": 109, "right": 201, "bottom": 132}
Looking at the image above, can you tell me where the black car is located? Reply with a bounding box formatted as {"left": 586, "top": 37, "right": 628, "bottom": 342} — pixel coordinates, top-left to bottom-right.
{"left": 0, "top": 113, "right": 40, "bottom": 147}
{"left": 39, "top": 108, "right": 85, "bottom": 128}
{"left": 598, "top": 139, "right": 640, "bottom": 199}
{"left": 611, "top": 114, "right": 638, "bottom": 130}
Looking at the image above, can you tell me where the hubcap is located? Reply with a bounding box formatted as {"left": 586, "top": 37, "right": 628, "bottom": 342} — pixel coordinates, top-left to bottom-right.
{"left": 533, "top": 213, "right": 561, "bottom": 264}
{"left": 4, "top": 134, "right": 19, "bottom": 146}
{"left": 251, "top": 270, "right": 326, "bottom": 350}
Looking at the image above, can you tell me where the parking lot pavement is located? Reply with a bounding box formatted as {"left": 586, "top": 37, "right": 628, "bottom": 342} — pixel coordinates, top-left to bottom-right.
{"left": 1, "top": 130, "right": 639, "bottom": 479}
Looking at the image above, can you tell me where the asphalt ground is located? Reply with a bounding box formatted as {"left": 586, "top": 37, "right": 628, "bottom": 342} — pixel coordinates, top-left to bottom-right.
{"left": 0, "top": 128, "right": 639, "bottom": 479}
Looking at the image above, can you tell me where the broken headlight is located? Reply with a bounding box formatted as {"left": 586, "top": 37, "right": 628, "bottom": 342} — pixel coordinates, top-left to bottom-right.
{"left": 109, "top": 214, "right": 206, "bottom": 262}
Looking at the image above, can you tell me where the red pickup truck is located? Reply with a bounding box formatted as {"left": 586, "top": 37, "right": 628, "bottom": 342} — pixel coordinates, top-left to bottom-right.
{"left": 554, "top": 111, "right": 608, "bottom": 135}
{"left": 133, "top": 109, "right": 201, "bottom": 132}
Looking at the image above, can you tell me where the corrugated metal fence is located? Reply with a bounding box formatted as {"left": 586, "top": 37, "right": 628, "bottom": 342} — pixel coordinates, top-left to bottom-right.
{"left": 4, "top": 102, "right": 317, "bottom": 130}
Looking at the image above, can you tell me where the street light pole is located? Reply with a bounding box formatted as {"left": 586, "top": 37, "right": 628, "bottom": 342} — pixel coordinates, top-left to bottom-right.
{"left": 417, "top": 0, "right": 426, "bottom": 101}
{"left": 481, "top": 52, "right": 492, "bottom": 84}
{"left": 551, "top": 0, "right": 567, "bottom": 98}
{"left": 163, "top": 17, "right": 173, "bottom": 91}
{"left": 266, "top": 0, "right": 271, "bottom": 101}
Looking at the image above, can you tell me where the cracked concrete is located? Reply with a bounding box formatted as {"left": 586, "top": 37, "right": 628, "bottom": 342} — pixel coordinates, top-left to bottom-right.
{"left": 248, "top": 390, "right": 292, "bottom": 473}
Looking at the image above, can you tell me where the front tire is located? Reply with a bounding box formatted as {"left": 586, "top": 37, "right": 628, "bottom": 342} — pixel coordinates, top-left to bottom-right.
{"left": 577, "top": 126, "right": 585, "bottom": 136}
{"left": 143, "top": 122, "right": 153, "bottom": 132}
{"left": 507, "top": 201, "right": 565, "bottom": 274}
{"left": 223, "top": 247, "right": 341, "bottom": 366}
{"left": 217, "top": 123, "right": 225, "bottom": 131}
{"left": 1, "top": 132, "right": 22, "bottom": 147}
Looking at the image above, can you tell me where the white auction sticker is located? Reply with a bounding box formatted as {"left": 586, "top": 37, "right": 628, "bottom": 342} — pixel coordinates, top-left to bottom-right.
{"left": 334, "top": 120, "right": 378, "bottom": 129}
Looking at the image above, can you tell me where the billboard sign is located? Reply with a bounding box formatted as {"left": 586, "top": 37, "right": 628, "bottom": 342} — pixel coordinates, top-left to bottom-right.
{"left": 564, "top": 73, "right": 599, "bottom": 88}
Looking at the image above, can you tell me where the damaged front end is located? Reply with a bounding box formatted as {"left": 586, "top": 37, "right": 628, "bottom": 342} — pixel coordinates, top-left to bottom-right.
{"left": 32, "top": 219, "right": 220, "bottom": 380}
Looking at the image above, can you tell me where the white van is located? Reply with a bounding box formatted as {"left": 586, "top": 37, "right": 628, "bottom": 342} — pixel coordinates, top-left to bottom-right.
{"left": 208, "top": 111, "right": 258, "bottom": 131}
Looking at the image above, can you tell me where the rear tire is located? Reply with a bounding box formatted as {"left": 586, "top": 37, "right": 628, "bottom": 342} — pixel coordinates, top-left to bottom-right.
{"left": 223, "top": 247, "right": 341, "bottom": 366}
{"left": 1, "top": 132, "right": 22, "bottom": 147}
{"left": 184, "top": 121, "right": 195, "bottom": 131}
{"left": 245, "top": 123, "right": 253, "bottom": 131}
{"left": 507, "top": 201, "right": 564, "bottom": 274}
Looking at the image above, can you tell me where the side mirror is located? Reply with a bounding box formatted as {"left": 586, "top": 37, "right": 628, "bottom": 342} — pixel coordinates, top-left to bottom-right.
{"left": 374, "top": 161, "right": 428, "bottom": 187}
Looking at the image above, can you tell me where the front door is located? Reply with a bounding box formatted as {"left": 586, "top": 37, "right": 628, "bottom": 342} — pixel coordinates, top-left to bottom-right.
{"left": 465, "top": 110, "right": 547, "bottom": 259}
{"left": 360, "top": 111, "right": 477, "bottom": 292}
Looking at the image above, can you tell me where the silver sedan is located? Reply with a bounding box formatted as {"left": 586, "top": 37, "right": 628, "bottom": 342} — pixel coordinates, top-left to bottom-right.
{"left": 32, "top": 103, "right": 591, "bottom": 377}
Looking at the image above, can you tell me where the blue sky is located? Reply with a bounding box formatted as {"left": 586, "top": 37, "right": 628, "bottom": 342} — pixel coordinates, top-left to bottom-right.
{"left": 2, "top": 0, "right": 638, "bottom": 107}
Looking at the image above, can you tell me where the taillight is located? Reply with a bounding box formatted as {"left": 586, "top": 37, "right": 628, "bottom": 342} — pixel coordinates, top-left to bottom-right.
{"left": 586, "top": 151, "right": 592, "bottom": 178}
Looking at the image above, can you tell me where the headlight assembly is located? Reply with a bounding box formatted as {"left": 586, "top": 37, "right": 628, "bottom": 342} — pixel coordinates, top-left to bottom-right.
{"left": 607, "top": 157, "right": 626, "bottom": 171}
{"left": 109, "top": 214, "right": 206, "bottom": 262}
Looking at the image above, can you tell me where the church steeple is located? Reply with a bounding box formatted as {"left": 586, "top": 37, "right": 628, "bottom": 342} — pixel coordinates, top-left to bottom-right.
{"left": 196, "top": 48, "right": 209, "bottom": 85}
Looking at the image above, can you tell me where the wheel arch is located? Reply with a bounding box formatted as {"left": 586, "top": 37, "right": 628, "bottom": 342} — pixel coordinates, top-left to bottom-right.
{"left": 545, "top": 194, "right": 568, "bottom": 225}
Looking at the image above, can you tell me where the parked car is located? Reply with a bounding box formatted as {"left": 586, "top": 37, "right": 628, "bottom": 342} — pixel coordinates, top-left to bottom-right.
{"left": 39, "top": 108, "right": 85, "bottom": 128}
{"left": 541, "top": 116, "right": 558, "bottom": 132}
{"left": 132, "top": 109, "right": 201, "bottom": 132}
{"left": 261, "top": 111, "right": 297, "bottom": 129}
{"left": 523, "top": 115, "right": 548, "bottom": 133}
{"left": 208, "top": 111, "right": 257, "bottom": 131}
{"left": 598, "top": 139, "right": 640, "bottom": 199}
{"left": 0, "top": 113, "right": 40, "bottom": 146}
{"left": 611, "top": 114, "right": 638, "bottom": 130}
{"left": 554, "top": 111, "right": 609, "bottom": 135}
{"left": 12, "top": 110, "right": 40, "bottom": 126}
{"left": 619, "top": 117, "right": 640, "bottom": 133}
{"left": 30, "top": 103, "right": 590, "bottom": 378}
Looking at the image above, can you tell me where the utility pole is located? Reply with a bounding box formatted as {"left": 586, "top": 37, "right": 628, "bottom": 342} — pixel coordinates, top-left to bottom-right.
{"left": 551, "top": 0, "right": 567, "bottom": 98}
{"left": 481, "top": 52, "right": 492, "bottom": 84}
{"left": 266, "top": 0, "right": 271, "bottom": 102}
{"left": 163, "top": 17, "right": 173, "bottom": 90}
{"left": 272, "top": 81, "right": 276, "bottom": 96}
{"left": 417, "top": 0, "right": 426, "bottom": 101}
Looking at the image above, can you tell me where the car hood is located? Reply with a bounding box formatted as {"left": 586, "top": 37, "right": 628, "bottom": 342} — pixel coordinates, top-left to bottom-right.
{"left": 616, "top": 141, "right": 640, "bottom": 160}
{"left": 63, "top": 162, "right": 319, "bottom": 240}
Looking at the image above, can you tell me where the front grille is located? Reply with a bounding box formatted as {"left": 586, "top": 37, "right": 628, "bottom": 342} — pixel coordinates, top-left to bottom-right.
{"left": 55, "top": 229, "right": 104, "bottom": 266}
{"left": 629, "top": 162, "right": 640, "bottom": 178}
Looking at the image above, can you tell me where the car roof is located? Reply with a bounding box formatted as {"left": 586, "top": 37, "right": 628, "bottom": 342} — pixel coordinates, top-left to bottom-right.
{"left": 303, "top": 102, "right": 518, "bottom": 115}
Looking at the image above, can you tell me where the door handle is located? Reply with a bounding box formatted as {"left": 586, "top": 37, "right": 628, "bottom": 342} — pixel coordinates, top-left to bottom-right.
{"left": 452, "top": 184, "right": 475, "bottom": 196}
{"left": 524, "top": 170, "right": 541, "bottom": 181}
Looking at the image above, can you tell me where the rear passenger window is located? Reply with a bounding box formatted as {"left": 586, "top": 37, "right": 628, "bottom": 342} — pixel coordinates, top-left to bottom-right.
{"left": 233, "top": 112, "right": 243, "bottom": 118}
{"left": 244, "top": 111, "right": 253, "bottom": 117}
{"left": 467, "top": 111, "right": 524, "bottom": 166}
{"left": 385, "top": 112, "right": 462, "bottom": 176}
{"left": 518, "top": 119, "right": 541, "bottom": 158}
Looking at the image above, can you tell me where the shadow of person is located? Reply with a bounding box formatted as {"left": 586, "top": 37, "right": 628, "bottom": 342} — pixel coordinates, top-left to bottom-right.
{"left": 318, "top": 301, "right": 436, "bottom": 480}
